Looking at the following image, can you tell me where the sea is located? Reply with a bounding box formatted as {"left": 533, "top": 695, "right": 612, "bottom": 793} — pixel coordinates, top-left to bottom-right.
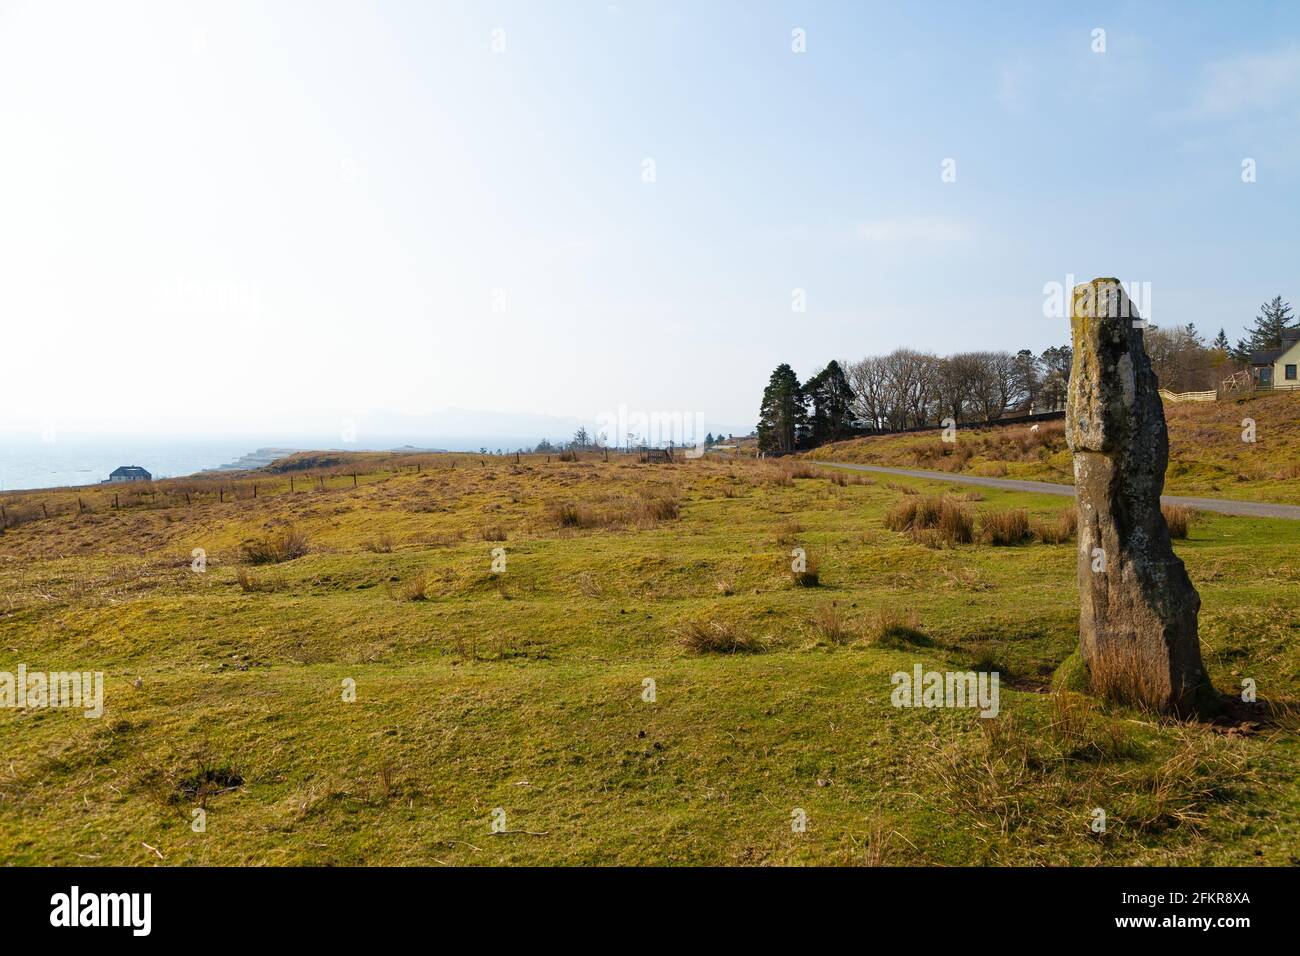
{"left": 0, "top": 435, "right": 524, "bottom": 492}
{"left": 0, "top": 440, "right": 270, "bottom": 492}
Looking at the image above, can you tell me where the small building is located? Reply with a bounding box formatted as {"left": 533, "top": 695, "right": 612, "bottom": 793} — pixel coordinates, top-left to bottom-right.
{"left": 108, "top": 466, "right": 152, "bottom": 483}
{"left": 1250, "top": 331, "right": 1300, "bottom": 389}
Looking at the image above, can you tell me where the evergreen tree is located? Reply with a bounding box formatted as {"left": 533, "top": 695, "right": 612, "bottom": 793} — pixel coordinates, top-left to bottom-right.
{"left": 804, "top": 360, "right": 856, "bottom": 446}
{"left": 756, "top": 364, "right": 808, "bottom": 454}
{"left": 1244, "top": 296, "right": 1297, "bottom": 351}
{"left": 1012, "top": 349, "right": 1040, "bottom": 409}
{"left": 1212, "top": 328, "right": 1230, "bottom": 353}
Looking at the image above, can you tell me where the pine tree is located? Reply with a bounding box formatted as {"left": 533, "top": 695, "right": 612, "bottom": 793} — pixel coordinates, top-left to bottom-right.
{"left": 756, "top": 364, "right": 808, "bottom": 454}
{"left": 1012, "top": 349, "right": 1040, "bottom": 409}
{"left": 1244, "top": 296, "right": 1297, "bottom": 351}
{"left": 804, "top": 360, "right": 856, "bottom": 446}
{"left": 1212, "top": 328, "right": 1230, "bottom": 353}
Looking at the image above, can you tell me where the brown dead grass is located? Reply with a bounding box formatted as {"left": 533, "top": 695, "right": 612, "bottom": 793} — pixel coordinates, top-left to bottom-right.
{"left": 677, "top": 619, "right": 763, "bottom": 654}
{"left": 883, "top": 495, "right": 973, "bottom": 547}
{"left": 1162, "top": 504, "right": 1192, "bottom": 540}
{"left": 240, "top": 528, "right": 310, "bottom": 564}
{"left": 979, "top": 509, "right": 1032, "bottom": 546}
{"left": 1032, "top": 508, "right": 1078, "bottom": 544}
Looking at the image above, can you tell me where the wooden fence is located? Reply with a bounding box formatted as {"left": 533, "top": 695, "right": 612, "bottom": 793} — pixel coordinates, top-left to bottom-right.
{"left": 1159, "top": 388, "right": 1217, "bottom": 403}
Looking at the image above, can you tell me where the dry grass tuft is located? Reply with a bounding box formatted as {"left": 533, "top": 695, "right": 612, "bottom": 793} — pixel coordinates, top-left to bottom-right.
{"left": 1162, "top": 504, "right": 1192, "bottom": 540}
{"left": 677, "top": 619, "right": 763, "bottom": 654}
{"left": 809, "top": 604, "right": 856, "bottom": 644}
{"left": 979, "top": 509, "right": 1032, "bottom": 546}
{"left": 235, "top": 568, "right": 282, "bottom": 593}
{"left": 773, "top": 518, "right": 804, "bottom": 544}
{"left": 884, "top": 495, "right": 973, "bottom": 546}
{"left": 546, "top": 493, "right": 680, "bottom": 531}
{"left": 548, "top": 500, "right": 592, "bottom": 528}
{"left": 1032, "top": 508, "right": 1077, "bottom": 544}
{"left": 862, "top": 807, "right": 891, "bottom": 866}
{"left": 1047, "top": 691, "right": 1139, "bottom": 760}
{"left": 396, "top": 571, "right": 430, "bottom": 601}
{"left": 864, "top": 607, "right": 929, "bottom": 647}
{"left": 240, "top": 528, "right": 310, "bottom": 564}
{"left": 1088, "top": 641, "right": 1177, "bottom": 712}
{"left": 638, "top": 496, "right": 680, "bottom": 523}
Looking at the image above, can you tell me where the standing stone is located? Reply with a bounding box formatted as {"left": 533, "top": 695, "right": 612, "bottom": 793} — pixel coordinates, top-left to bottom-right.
{"left": 1065, "top": 278, "right": 1208, "bottom": 716}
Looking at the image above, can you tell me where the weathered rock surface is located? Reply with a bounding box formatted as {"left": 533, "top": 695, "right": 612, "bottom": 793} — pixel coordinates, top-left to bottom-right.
{"left": 1066, "top": 278, "right": 1208, "bottom": 715}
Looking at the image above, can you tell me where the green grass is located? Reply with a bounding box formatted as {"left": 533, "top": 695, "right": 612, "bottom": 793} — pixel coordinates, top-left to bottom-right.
{"left": 1, "top": 455, "right": 1297, "bottom": 865}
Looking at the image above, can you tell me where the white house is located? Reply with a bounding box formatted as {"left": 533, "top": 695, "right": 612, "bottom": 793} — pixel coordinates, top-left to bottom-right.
{"left": 1250, "top": 331, "right": 1300, "bottom": 389}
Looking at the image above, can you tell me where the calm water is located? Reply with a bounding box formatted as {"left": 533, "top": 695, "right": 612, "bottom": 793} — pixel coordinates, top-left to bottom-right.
{"left": 0, "top": 435, "right": 526, "bottom": 491}
{"left": 0, "top": 440, "right": 264, "bottom": 492}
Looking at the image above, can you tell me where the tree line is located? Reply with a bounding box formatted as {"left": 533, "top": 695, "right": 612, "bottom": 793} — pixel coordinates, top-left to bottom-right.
{"left": 756, "top": 296, "right": 1296, "bottom": 454}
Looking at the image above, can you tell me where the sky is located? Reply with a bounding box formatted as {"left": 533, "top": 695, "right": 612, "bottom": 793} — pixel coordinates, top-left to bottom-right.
{"left": 1, "top": 0, "right": 1297, "bottom": 444}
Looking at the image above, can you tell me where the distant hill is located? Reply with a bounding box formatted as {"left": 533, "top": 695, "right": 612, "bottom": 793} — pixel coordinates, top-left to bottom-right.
{"left": 204, "top": 448, "right": 303, "bottom": 473}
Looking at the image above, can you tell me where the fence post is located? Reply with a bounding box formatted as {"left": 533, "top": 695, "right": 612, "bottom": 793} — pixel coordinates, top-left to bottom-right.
{"left": 220, "top": 488, "right": 224, "bottom": 503}
{"left": 78, "top": 497, "right": 84, "bottom": 513}
{"left": 254, "top": 484, "right": 258, "bottom": 499}
{"left": 42, "top": 503, "right": 49, "bottom": 519}
{"left": 353, "top": 473, "right": 358, "bottom": 487}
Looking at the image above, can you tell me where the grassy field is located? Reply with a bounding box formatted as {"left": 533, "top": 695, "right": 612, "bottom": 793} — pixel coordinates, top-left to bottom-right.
{"left": 1, "top": 452, "right": 1297, "bottom": 866}
{"left": 806, "top": 390, "right": 1300, "bottom": 505}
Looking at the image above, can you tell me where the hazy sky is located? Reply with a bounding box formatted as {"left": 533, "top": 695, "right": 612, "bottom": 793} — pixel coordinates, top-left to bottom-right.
{"left": 1, "top": 0, "right": 1297, "bottom": 440}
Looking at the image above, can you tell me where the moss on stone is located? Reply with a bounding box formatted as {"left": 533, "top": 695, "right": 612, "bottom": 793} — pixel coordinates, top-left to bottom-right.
{"left": 1052, "top": 648, "right": 1091, "bottom": 693}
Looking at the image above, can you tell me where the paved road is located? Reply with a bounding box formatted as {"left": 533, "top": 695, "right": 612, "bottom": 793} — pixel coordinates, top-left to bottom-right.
{"left": 812, "top": 461, "right": 1300, "bottom": 521}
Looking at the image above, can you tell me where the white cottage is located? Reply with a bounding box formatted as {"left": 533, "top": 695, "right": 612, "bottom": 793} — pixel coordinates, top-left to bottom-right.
{"left": 1250, "top": 331, "right": 1300, "bottom": 389}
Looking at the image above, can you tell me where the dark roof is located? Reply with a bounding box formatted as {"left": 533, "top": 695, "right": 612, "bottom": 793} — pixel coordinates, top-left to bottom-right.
{"left": 109, "top": 465, "right": 152, "bottom": 478}
{"left": 1249, "top": 332, "right": 1300, "bottom": 365}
